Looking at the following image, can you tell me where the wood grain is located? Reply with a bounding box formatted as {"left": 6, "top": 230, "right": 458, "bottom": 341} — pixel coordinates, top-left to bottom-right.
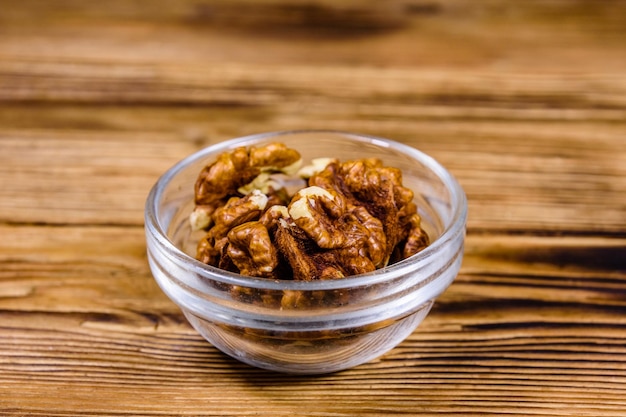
{"left": 2, "top": 228, "right": 625, "bottom": 416}
{"left": 1, "top": 105, "right": 624, "bottom": 233}
{"left": 1, "top": 0, "right": 625, "bottom": 416}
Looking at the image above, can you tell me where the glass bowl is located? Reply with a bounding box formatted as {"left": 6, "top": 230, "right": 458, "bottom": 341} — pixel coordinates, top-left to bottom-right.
{"left": 145, "top": 130, "right": 466, "bottom": 374}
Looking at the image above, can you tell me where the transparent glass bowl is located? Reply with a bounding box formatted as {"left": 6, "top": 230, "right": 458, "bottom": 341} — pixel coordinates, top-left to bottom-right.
{"left": 145, "top": 130, "right": 466, "bottom": 374}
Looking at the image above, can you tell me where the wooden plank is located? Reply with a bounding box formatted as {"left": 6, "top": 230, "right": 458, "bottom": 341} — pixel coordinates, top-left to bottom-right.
{"left": 1, "top": 113, "right": 624, "bottom": 232}
{"left": 0, "top": 0, "right": 624, "bottom": 70}
{"left": 1, "top": 225, "right": 625, "bottom": 415}
{"left": 1, "top": 60, "right": 625, "bottom": 110}
{"left": 2, "top": 224, "right": 623, "bottom": 316}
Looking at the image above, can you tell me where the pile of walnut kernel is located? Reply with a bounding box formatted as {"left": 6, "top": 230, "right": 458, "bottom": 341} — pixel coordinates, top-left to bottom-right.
{"left": 190, "top": 142, "right": 429, "bottom": 282}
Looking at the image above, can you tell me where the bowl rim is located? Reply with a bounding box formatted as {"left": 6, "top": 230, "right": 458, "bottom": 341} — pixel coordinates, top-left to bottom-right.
{"left": 145, "top": 129, "right": 467, "bottom": 291}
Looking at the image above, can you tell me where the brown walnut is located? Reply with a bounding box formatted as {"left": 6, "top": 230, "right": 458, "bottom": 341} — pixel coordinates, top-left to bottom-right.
{"left": 192, "top": 143, "right": 430, "bottom": 286}
{"left": 194, "top": 142, "right": 301, "bottom": 207}
{"left": 227, "top": 221, "right": 279, "bottom": 278}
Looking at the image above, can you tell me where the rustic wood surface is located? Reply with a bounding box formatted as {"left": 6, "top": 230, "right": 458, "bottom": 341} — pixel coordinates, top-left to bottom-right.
{"left": 1, "top": 1, "right": 625, "bottom": 415}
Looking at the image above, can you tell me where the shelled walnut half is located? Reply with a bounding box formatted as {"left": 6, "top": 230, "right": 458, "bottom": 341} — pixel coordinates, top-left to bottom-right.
{"left": 191, "top": 142, "right": 430, "bottom": 284}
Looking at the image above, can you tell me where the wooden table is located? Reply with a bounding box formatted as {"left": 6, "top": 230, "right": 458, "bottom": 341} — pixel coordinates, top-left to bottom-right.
{"left": 1, "top": 1, "right": 625, "bottom": 415}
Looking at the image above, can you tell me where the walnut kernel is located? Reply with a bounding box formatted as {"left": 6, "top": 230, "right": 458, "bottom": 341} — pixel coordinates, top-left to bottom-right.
{"left": 191, "top": 142, "right": 429, "bottom": 284}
